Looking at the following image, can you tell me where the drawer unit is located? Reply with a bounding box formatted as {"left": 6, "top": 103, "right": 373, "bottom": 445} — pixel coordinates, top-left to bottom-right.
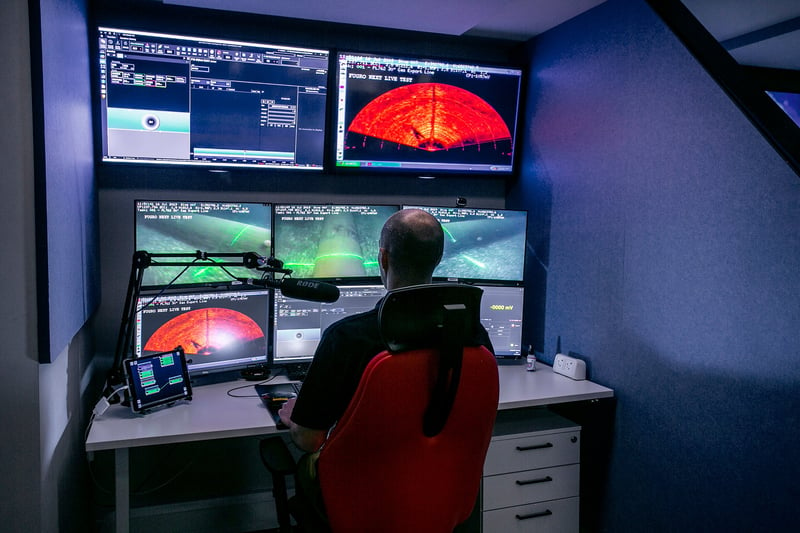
{"left": 483, "top": 464, "right": 579, "bottom": 510}
{"left": 484, "top": 430, "right": 580, "bottom": 476}
{"left": 483, "top": 496, "right": 580, "bottom": 532}
{"left": 483, "top": 409, "right": 581, "bottom": 532}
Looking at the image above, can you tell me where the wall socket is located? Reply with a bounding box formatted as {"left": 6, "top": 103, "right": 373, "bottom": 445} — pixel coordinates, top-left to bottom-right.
{"left": 553, "top": 353, "right": 586, "bottom": 380}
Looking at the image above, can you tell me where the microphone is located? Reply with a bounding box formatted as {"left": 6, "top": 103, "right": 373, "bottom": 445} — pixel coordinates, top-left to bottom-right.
{"left": 240, "top": 277, "right": 340, "bottom": 303}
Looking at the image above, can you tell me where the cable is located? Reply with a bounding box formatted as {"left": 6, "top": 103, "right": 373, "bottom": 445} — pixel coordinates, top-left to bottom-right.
{"left": 226, "top": 376, "right": 277, "bottom": 398}
{"left": 92, "top": 384, "right": 129, "bottom": 418}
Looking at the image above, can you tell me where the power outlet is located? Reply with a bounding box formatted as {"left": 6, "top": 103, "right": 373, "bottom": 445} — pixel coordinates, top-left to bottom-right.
{"left": 553, "top": 353, "right": 586, "bottom": 380}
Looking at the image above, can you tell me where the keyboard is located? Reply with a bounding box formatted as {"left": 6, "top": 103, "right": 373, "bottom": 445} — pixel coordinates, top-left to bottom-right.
{"left": 255, "top": 382, "right": 301, "bottom": 429}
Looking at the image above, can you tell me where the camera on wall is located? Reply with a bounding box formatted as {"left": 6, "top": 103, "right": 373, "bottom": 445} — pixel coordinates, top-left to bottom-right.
{"left": 456, "top": 197, "right": 467, "bottom": 207}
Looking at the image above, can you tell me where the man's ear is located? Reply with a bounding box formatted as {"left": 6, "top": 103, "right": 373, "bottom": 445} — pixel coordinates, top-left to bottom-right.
{"left": 378, "top": 247, "right": 389, "bottom": 272}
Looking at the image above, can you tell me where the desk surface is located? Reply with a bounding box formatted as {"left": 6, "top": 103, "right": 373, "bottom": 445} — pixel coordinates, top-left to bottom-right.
{"left": 86, "top": 363, "right": 613, "bottom": 453}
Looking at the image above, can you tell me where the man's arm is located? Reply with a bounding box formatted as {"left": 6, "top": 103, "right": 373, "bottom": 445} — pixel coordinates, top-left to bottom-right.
{"left": 278, "top": 398, "right": 327, "bottom": 452}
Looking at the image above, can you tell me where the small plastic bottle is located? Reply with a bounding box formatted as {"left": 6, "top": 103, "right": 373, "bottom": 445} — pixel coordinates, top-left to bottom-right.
{"left": 525, "top": 345, "right": 536, "bottom": 371}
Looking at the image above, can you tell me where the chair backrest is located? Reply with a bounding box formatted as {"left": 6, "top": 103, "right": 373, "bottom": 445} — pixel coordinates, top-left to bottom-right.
{"left": 317, "top": 284, "right": 499, "bottom": 533}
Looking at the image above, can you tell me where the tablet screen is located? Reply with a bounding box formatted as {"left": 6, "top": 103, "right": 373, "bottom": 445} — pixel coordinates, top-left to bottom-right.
{"left": 124, "top": 348, "right": 192, "bottom": 413}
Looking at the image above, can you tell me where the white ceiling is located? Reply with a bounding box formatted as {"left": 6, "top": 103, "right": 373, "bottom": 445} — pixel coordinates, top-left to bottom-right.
{"left": 163, "top": 0, "right": 608, "bottom": 42}
{"left": 164, "top": 0, "right": 800, "bottom": 71}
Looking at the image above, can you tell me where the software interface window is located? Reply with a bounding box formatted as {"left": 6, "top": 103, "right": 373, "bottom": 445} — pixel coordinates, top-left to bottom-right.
{"left": 98, "top": 28, "right": 329, "bottom": 169}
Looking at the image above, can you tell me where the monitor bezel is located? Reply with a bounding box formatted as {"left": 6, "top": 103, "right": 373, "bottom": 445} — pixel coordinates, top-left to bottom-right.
{"left": 404, "top": 204, "right": 528, "bottom": 285}
{"left": 94, "top": 25, "right": 332, "bottom": 172}
{"left": 134, "top": 286, "right": 272, "bottom": 377}
{"left": 332, "top": 49, "right": 524, "bottom": 178}
{"left": 133, "top": 198, "right": 273, "bottom": 291}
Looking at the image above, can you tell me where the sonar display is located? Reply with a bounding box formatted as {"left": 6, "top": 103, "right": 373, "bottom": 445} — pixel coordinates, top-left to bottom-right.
{"left": 347, "top": 83, "right": 511, "bottom": 152}
{"left": 143, "top": 307, "right": 265, "bottom": 358}
{"left": 135, "top": 289, "right": 270, "bottom": 373}
{"left": 335, "top": 52, "right": 522, "bottom": 174}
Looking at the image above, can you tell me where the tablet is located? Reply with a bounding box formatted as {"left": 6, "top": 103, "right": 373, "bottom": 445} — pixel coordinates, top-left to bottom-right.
{"left": 124, "top": 347, "right": 192, "bottom": 413}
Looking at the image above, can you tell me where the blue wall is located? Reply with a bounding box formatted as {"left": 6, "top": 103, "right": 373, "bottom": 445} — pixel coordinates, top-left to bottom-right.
{"left": 512, "top": 0, "right": 800, "bottom": 529}
{"left": 31, "top": 0, "right": 98, "bottom": 362}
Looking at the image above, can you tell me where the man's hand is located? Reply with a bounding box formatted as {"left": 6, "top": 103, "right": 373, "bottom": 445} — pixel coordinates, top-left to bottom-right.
{"left": 278, "top": 397, "right": 327, "bottom": 453}
{"left": 278, "top": 397, "right": 296, "bottom": 428}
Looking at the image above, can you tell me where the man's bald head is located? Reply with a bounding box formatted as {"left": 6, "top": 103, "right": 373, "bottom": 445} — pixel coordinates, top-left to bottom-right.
{"left": 379, "top": 209, "right": 444, "bottom": 289}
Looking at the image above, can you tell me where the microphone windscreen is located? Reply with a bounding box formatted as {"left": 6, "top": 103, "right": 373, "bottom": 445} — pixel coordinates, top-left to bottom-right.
{"left": 279, "top": 278, "right": 340, "bottom": 303}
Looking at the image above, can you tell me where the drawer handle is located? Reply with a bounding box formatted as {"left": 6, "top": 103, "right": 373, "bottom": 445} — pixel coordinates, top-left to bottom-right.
{"left": 515, "top": 475, "right": 553, "bottom": 486}
{"left": 516, "top": 442, "right": 553, "bottom": 451}
{"left": 515, "top": 509, "right": 553, "bottom": 521}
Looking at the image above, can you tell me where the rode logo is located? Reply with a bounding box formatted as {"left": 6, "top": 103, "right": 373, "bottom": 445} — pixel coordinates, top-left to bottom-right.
{"left": 296, "top": 280, "right": 318, "bottom": 288}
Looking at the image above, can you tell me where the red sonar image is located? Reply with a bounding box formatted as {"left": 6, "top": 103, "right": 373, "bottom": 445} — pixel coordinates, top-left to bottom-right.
{"left": 144, "top": 308, "right": 265, "bottom": 356}
{"left": 348, "top": 83, "right": 511, "bottom": 151}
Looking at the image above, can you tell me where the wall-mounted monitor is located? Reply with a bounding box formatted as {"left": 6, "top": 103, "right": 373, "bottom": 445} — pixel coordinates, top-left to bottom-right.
{"left": 134, "top": 288, "right": 271, "bottom": 376}
{"left": 135, "top": 199, "right": 271, "bottom": 288}
{"left": 97, "top": 27, "right": 329, "bottom": 170}
{"left": 273, "top": 204, "right": 399, "bottom": 280}
{"left": 334, "top": 51, "right": 522, "bottom": 176}
{"left": 405, "top": 206, "right": 527, "bottom": 283}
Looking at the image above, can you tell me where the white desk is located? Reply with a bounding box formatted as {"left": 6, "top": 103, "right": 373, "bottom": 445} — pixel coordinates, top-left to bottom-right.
{"left": 86, "top": 364, "right": 613, "bottom": 533}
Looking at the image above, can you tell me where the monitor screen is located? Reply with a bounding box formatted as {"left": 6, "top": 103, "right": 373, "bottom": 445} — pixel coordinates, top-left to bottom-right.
{"left": 405, "top": 206, "right": 527, "bottom": 282}
{"left": 134, "top": 288, "right": 271, "bottom": 376}
{"left": 273, "top": 284, "right": 387, "bottom": 364}
{"left": 767, "top": 91, "right": 800, "bottom": 128}
{"left": 97, "top": 27, "right": 329, "bottom": 170}
{"left": 477, "top": 285, "right": 524, "bottom": 358}
{"left": 134, "top": 199, "right": 272, "bottom": 288}
{"left": 334, "top": 51, "right": 522, "bottom": 175}
{"left": 273, "top": 204, "right": 399, "bottom": 280}
{"left": 124, "top": 348, "right": 192, "bottom": 413}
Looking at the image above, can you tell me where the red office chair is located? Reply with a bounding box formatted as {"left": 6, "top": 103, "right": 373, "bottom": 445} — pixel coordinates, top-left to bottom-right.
{"left": 261, "top": 283, "right": 499, "bottom": 533}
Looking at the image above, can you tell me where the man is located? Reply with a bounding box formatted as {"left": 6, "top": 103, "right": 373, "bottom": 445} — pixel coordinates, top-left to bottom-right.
{"left": 276, "top": 208, "right": 493, "bottom": 526}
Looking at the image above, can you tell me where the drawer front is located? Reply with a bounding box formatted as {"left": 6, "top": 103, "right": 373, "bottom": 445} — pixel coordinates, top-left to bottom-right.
{"left": 483, "top": 496, "right": 579, "bottom": 533}
{"left": 483, "top": 464, "right": 579, "bottom": 510}
{"left": 485, "top": 430, "right": 580, "bottom": 475}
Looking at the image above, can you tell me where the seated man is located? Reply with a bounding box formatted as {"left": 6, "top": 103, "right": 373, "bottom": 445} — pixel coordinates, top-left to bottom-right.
{"left": 277, "top": 208, "right": 494, "bottom": 528}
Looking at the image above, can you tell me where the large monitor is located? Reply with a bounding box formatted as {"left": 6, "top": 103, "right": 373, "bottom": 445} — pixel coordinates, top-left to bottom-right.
{"left": 272, "top": 284, "right": 387, "bottom": 364}
{"left": 97, "top": 27, "right": 329, "bottom": 170}
{"left": 134, "top": 288, "right": 271, "bottom": 376}
{"left": 273, "top": 204, "right": 399, "bottom": 280}
{"left": 334, "top": 51, "right": 523, "bottom": 175}
{"left": 477, "top": 285, "right": 525, "bottom": 358}
{"left": 134, "top": 199, "right": 272, "bottom": 288}
{"left": 405, "top": 205, "right": 527, "bottom": 283}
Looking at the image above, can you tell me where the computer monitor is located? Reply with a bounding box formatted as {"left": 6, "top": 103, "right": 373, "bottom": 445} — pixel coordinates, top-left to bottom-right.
{"left": 334, "top": 51, "right": 523, "bottom": 175}
{"left": 134, "top": 199, "right": 271, "bottom": 288}
{"left": 272, "top": 284, "right": 387, "bottom": 364}
{"left": 134, "top": 288, "right": 271, "bottom": 376}
{"left": 97, "top": 27, "right": 329, "bottom": 170}
{"left": 477, "top": 285, "right": 525, "bottom": 358}
{"left": 272, "top": 204, "right": 399, "bottom": 280}
{"left": 405, "top": 205, "right": 527, "bottom": 283}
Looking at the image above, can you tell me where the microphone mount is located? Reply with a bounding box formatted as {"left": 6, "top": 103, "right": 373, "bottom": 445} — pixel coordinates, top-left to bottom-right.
{"left": 108, "top": 249, "right": 292, "bottom": 397}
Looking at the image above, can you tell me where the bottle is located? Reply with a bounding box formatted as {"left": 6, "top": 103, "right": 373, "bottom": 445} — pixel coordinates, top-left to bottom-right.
{"left": 525, "top": 345, "right": 536, "bottom": 372}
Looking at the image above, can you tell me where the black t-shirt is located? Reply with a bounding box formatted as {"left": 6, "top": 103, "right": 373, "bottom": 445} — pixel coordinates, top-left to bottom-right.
{"left": 290, "top": 299, "right": 494, "bottom": 431}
